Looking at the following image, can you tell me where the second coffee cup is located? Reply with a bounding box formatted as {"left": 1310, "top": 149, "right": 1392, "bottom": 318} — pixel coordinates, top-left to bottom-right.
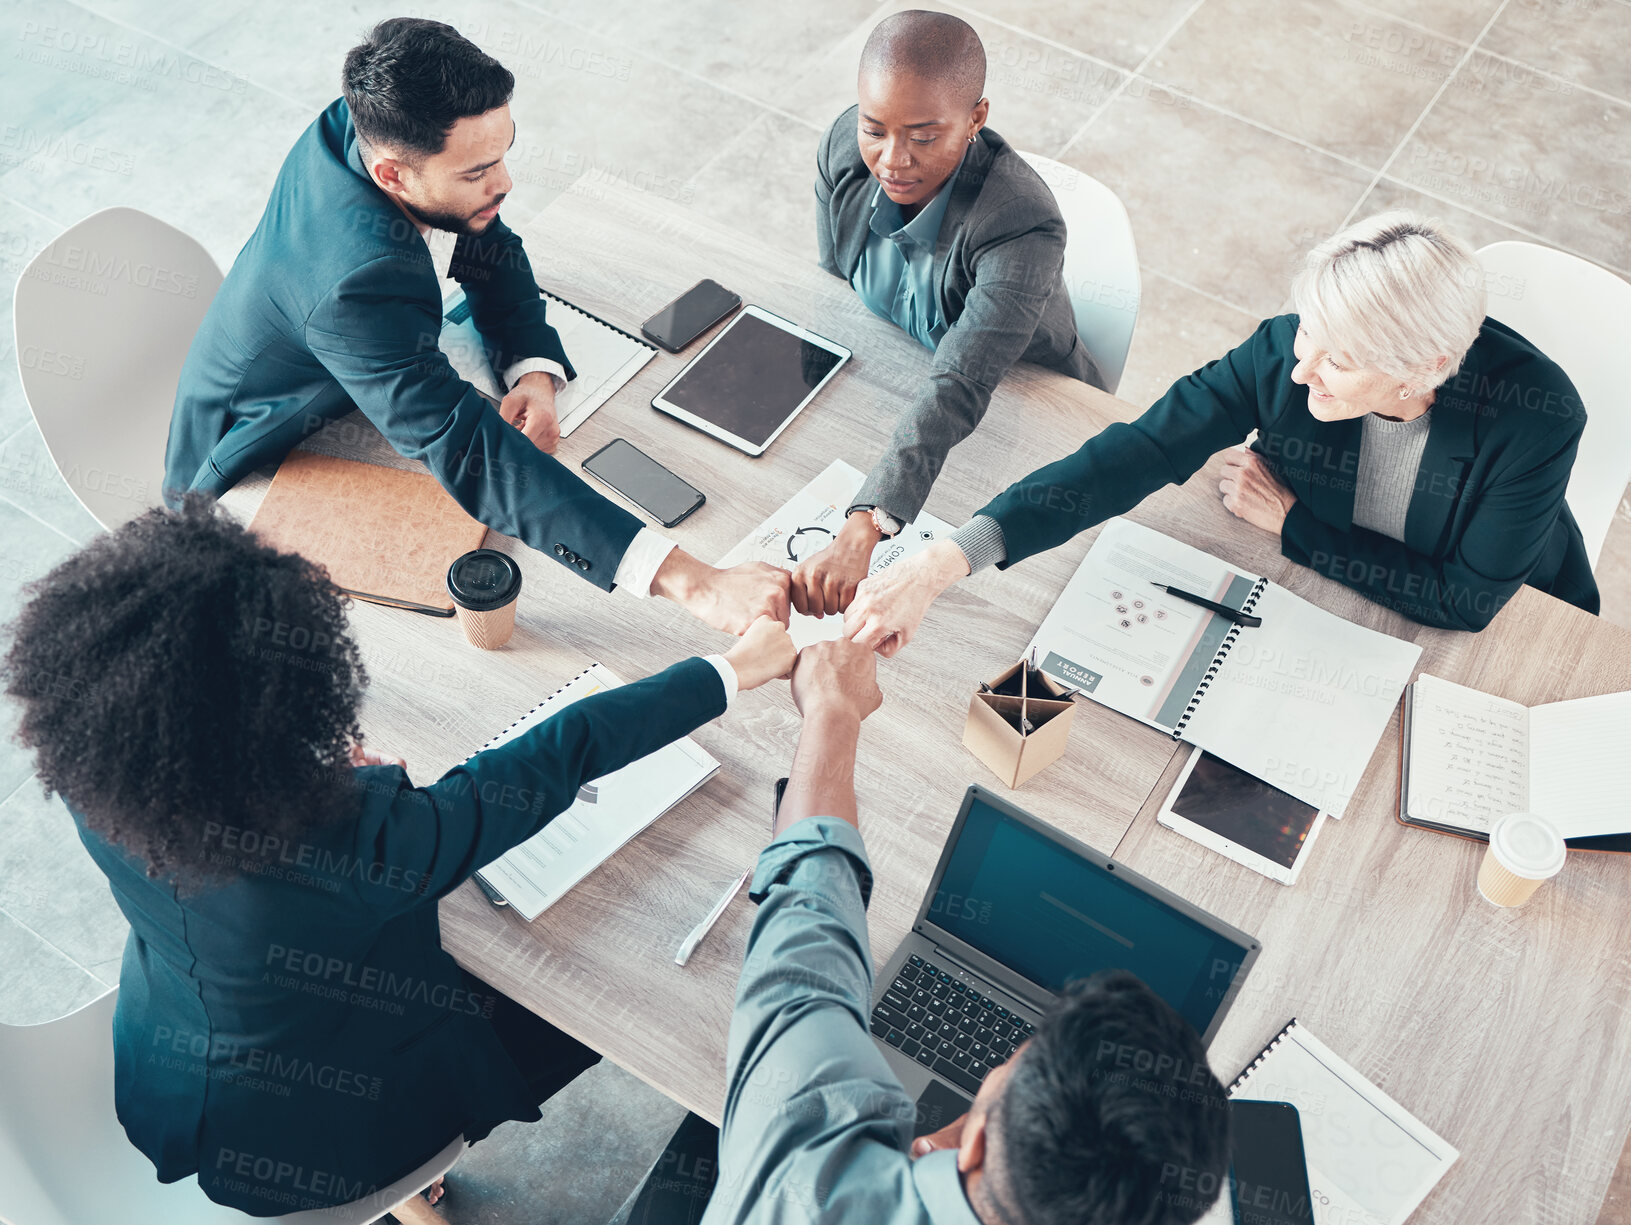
{"left": 1477, "top": 812, "right": 1566, "bottom": 908}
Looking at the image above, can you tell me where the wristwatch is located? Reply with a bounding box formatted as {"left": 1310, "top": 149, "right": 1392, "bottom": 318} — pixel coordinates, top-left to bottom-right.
{"left": 851, "top": 505, "right": 902, "bottom": 538}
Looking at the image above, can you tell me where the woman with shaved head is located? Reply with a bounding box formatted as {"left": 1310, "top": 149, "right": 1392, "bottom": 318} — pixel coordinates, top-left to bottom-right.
{"left": 792, "top": 10, "right": 1105, "bottom": 619}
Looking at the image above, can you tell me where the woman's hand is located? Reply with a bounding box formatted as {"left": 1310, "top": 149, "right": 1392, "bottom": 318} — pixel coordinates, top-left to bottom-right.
{"left": 791, "top": 511, "right": 882, "bottom": 617}
{"left": 722, "top": 616, "right": 798, "bottom": 690}
{"left": 1219, "top": 448, "right": 1297, "bottom": 535}
{"left": 843, "top": 540, "right": 970, "bottom": 657}
{"left": 349, "top": 745, "right": 407, "bottom": 770}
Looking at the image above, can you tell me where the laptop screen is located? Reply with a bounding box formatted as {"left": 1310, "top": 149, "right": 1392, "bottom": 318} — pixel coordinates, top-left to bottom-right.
{"left": 926, "top": 796, "right": 1252, "bottom": 1038}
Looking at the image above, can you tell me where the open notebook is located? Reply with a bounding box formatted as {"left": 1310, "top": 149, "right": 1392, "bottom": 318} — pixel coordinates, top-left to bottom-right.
{"left": 1202, "top": 1020, "right": 1459, "bottom": 1225}
{"left": 470, "top": 665, "right": 719, "bottom": 920}
{"left": 1400, "top": 673, "right": 1631, "bottom": 843}
{"left": 1026, "top": 518, "right": 1421, "bottom": 817}
{"left": 439, "top": 290, "right": 655, "bottom": 436}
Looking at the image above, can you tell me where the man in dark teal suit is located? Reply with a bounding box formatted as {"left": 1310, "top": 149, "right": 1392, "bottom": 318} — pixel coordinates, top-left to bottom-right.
{"left": 165, "top": 18, "right": 787, "bottom": 634}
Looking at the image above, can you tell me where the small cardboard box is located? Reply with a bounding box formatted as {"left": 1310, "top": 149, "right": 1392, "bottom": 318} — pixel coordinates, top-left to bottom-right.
{"left": 962, "top": 661, "right": 1076, "bottom": 789}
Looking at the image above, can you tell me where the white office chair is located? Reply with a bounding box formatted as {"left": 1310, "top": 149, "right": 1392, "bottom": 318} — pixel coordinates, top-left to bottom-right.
{"left": 12, "top": 206, "right": 223, "bottom": 531}
{"left": 0, "top": 988, "right": 463, "bottom": 1225}
{"left": 1016, "top": 152, "right": 1141, "bottom": 396}
{"left": 1476, "top": 241, "right": 1631, "bottom": 569}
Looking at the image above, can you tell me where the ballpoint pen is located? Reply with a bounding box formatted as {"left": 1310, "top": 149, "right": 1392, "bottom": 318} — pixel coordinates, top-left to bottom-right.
{"left": 1020, "top": 651, "right": 1032, "bottom": 735}
{"left": 1150, "top": 582, "right": 1262, "bottom": 628}
{"left": 674, "top": 869, "right": 752, "bottom": 967}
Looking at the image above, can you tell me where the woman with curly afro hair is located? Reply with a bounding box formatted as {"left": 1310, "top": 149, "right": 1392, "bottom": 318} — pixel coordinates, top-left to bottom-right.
{"left": 3, "top": 497, "right": 794, "bottom": 1217}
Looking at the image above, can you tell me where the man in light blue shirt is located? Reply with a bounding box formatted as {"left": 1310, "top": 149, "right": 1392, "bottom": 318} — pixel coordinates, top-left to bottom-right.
{"left": 850, "top": 151, "right": 965, "bottom": 349}
{"left": 641, "top": 639, "right": 1231, "bottom": 1225}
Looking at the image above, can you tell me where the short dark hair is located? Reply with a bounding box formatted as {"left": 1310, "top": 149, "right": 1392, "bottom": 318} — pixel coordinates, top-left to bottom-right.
{"left": 859, "top": 10, "right": 987, "bottom": 108}
{"left": 991, "top": 971, "right": 1231, "bottom": 1225}
{"left": 341, "top": 18, "right": 514, "bottom": 160}
{"left": 2, "top": 498, "right": 367, "bottom": 886}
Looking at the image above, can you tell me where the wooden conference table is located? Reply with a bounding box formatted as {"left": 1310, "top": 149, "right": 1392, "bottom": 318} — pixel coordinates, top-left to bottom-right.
{"left": 222, "top": 181, "right": 1631, "bottom": 1224}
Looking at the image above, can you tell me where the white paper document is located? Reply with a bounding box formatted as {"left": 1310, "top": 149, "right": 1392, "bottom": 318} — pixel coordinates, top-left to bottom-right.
{"left": 1232, "top": 1021, "right": 1459, "bottom": 1225}
{"left": 718, "top": 459, "right": 953, "bottom": 650}
{"left": 1180, "top": 581, "right": 1421, "bottom": 818}
{"left": 439, "top": 291, "right": 655, "bottom": 437}
{"left": 1026, "top": 518, "right": 1420, "bottom": 817}
{"left": 471, "top": 665, "right": 718, "bottom": 920}
{"left": 1024, "top": 517, "right": 1261, "bottom": 729}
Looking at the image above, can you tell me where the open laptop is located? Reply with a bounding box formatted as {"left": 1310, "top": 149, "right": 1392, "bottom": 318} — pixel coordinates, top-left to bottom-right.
{"left": 869, "top": 785, "right": 1261, "bottom": 1135}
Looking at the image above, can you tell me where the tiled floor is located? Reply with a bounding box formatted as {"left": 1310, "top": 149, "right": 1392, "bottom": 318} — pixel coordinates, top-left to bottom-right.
{"left": 2, "top": 0, "right": 1629, "bottom": 1220}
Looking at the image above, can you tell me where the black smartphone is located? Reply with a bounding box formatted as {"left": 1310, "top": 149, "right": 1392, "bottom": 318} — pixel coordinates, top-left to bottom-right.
{"left": 1229, "top": 1100, "right": 1314, "bottom": 1225}
{"left": 641, "top": 279, "right": 741, "bottom": 352}
{"left": 581, "top": 438, "right": 705, "bottom": 528}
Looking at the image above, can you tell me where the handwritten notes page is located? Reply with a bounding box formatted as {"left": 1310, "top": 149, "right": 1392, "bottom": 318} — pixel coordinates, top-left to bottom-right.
{"left": 1529, "top": 689, "right": 1631, "bottom": 838}
{"left": 1407, "top": 674, "right": 1530, "bottom": 834}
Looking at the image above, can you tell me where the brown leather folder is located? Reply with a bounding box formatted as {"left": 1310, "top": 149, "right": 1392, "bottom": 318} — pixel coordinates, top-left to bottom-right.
{"left": 249, "top": 449, "right": 488, "bottom": 615}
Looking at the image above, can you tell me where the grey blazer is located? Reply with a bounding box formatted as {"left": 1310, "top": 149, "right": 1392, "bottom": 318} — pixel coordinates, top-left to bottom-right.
{"left": 816, "top": 105, "right": 1103, "bottom": 523}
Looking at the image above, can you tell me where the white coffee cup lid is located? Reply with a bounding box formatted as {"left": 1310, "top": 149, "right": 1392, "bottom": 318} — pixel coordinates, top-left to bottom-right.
{"left": 1489, "top": 813, "right": 1567, "bottom": 879}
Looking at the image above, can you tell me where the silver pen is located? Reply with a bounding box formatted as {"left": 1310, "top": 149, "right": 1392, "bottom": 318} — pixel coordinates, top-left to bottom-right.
{"left": 674, "top": 869, "right": 752, "bottom": 967}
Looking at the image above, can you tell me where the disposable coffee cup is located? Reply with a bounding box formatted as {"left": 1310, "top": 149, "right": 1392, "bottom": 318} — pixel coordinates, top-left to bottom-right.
{"left": 447, "top": 549, "right": 522, "bottom": 650}
{"left": 1477, "top": 812, "right": 1566, "bottom": 908}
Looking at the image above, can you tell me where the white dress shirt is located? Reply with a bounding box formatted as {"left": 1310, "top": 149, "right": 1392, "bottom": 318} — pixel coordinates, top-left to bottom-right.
{"left": 701, "top": 655, "right": 739, "bottom": 707}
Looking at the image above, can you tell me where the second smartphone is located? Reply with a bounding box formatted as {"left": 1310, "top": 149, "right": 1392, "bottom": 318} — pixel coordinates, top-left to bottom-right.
{"left": 640, "top": 279, "right": 741, "bottom": 352}
{"left": 581, "top": 438, "right": 705, "bottom": 528}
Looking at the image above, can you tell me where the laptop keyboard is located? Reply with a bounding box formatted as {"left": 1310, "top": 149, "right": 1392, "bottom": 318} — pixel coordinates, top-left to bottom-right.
{"left": 869, "top": 954, "right": 1036, "bottom": 1097}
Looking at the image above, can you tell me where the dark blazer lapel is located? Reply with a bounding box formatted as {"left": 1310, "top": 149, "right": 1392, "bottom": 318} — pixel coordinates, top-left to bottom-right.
{"left": 835, "top": 186, "right": 870, "bottom": 280}
{"left": 827, "top": 107, "right": 872, "bottom": 280}
{"left": 1404, "top": 393, "right": 1478, "bottom": 555}
{"left": 1310, "top": 414, "right": 1361, "bottom": 530}
{"left": 934, "top": 135, "right": 992, "bottom": 308}
{"left": 1265, "top": 404, "right": 1363, "bottom": 531}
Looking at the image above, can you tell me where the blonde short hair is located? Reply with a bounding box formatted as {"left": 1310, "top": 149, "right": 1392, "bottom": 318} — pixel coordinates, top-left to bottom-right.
{"left": 1291, "top": 211, "right": 1486, "bottom": 391}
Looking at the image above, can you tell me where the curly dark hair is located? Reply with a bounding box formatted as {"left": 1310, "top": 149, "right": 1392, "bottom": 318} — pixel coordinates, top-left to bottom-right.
{"left": 2, "top": 497, "right": 368, "bottom": 886}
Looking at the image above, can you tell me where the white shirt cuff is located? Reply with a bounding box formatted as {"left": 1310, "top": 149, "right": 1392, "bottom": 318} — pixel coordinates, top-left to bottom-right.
{"left": 502, "top": 357, "right": 567, "bottom": 392}
{"left": 612, "top": 528, "right": 679, "bottom": 597}
{"left": 702, "top": 655, "right": 739, "bottom": 708}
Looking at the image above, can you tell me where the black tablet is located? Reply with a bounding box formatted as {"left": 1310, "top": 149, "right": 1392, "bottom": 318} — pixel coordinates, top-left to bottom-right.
{"left": 650, "top": 304, "right": 850, "bottom": 456}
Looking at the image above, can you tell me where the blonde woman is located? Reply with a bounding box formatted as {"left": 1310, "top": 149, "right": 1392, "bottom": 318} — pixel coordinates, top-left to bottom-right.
{"left": 846, "top": 211, "right": 1596, "bottom": 649}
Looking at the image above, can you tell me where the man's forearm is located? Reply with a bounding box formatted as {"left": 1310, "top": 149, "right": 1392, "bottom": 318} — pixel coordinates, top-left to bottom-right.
{"left": 777, "top": 709, "right": 862, "bottom": 835}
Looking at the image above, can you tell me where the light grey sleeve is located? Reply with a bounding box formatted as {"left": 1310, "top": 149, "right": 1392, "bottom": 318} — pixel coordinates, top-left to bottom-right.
{"left": 949, "top": 514, "right": 1008, "bottom": 573}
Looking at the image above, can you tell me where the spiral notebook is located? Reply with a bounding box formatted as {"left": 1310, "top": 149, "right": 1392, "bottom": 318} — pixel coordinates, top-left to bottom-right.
{"left": 1222, "top": 1019, "right": 1458, "bottom": 1225}
{"left": 1025, "top": 518, "right": 1421, "bottom": 817}
{"left": 439, "top": 290, "right": 656, "bottom": 436}
{"left": 469, "top": 664, "right": 719, "bottom": 920}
